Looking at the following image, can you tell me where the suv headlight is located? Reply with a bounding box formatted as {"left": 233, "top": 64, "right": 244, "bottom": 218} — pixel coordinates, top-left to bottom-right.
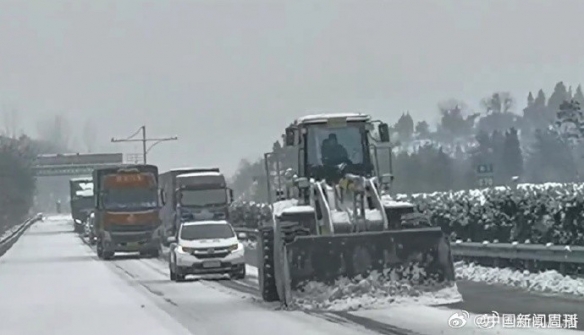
{"left": 228, "top": 243, "right": 242, "bottom": 252}
{"left": 177, "top": 245, "right": 194, "bottom": 253}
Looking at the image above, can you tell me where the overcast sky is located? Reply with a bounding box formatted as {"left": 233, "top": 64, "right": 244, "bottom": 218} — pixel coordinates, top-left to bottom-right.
{"left": 1, "top": 0, "right": 583, "bottom": 175}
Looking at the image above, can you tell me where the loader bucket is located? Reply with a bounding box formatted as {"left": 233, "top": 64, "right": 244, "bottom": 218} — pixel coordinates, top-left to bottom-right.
{"left": 284, "top": 227, "right": 456, "bottom": 293}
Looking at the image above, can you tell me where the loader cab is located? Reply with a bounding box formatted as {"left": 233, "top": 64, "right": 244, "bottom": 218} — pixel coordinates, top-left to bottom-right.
{"left": 285, "top": 113, "right": 388, "bottom": 183}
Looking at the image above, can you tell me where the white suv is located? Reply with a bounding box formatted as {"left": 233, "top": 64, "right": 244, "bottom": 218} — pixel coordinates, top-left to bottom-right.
{"left": 168, "top": 220, "right": 245, "bottom": 282}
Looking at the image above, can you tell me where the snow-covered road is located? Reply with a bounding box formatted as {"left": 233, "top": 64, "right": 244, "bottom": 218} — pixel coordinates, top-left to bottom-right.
{"left": 0, "top": 215, "right": 377, "bottom": 335}
{"left": 0, "top": 215, "right": 580, "bottom": 335}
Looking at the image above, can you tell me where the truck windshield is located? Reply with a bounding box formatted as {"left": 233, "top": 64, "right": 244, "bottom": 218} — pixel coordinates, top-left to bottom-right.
{"left": 73, "top": 197, "right": 94, "bottom": 210}
{"left": 180, "top": 223, "right": 234, "bottom": 240}
{"left": 180, "top": 189, "right": 227, "bottom": 207}
{"left": 102, "top": 189, "right": 158, "bottom": 210}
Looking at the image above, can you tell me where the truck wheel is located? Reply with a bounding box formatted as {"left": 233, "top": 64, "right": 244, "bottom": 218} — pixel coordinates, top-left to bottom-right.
{"left": 258, "top": 227, "right": 279, "bottom": 302}
{"left": 169, "top": 266, "right": 177, "bottom": 281}
{"left": 97, "top": 242, "right": 104, "bottom": 259}
{"left": 150, "top": 248, "right": 160, "bottom": 258}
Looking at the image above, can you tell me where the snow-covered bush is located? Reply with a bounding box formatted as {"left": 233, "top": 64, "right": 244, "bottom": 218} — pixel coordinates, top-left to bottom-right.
{"left": 396, "top": 183, "right": 584, "bottom": 245}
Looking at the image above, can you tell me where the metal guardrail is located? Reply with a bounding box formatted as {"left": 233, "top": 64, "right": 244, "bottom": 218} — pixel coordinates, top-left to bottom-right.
{"left": 452, "top": 240, "right": 584, "bottom": 264}
{"left": 233, "top": 227, "right": 584, "bottom": 265}
{"left": 0, "top": 213, "right": 43, "bottom": 248}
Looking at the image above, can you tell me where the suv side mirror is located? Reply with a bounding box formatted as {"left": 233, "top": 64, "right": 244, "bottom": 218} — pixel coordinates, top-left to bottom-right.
{"left": 167, "top": 236, "right": 177, "bottom": 244}
{"left": 159, "top": 189, "right": 166, "bottom": 205}
{"left": 378, "top": 123, "right": 390, "bottom": 143}
{"left": 237, "top": 232, "right": 247, "bottom": 240}
{"left": 284, "top": 127, "right": 295, "bottom": 146}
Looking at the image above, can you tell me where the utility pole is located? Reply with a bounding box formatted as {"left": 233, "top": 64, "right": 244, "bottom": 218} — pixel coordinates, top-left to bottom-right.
{"left": 111, "top": 125, "right": 177, "bottom": 164}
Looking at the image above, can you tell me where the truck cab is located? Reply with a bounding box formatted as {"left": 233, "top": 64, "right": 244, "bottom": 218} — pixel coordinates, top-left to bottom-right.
{"left": 174, "top": 171, "right": 234, "bottom": 226}
{"left": 93, "top": 165, "right": 162, "bottom": 260}
{"left": 69, "top": 176, "right": 94, "bottom": 233}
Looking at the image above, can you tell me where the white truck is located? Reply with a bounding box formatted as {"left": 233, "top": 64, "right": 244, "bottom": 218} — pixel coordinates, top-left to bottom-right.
{"left": 159, "top": 168, "right": 233, "bottom": 241}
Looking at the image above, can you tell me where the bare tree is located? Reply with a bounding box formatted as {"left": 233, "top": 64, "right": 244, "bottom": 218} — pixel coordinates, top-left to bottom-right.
{"left": 477, "top": 92, "right": 518, "bottom": 133}
{"left": 437, "top": 99, "right": 479, "bottom": 140}
{"left": 82, "top": 118, "right": 97, "bottom": 153}
{"left": 2, "top": 107, "right": 20, "bottom": 138}
{"left": 480, "top": 92, "right": 514, "bottom": 114}
{"left": 36, "top": 113, "right": 71, "bottom": 152}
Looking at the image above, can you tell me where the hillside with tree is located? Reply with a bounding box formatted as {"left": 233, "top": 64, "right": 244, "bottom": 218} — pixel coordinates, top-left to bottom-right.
{"left": 230, "top": 81, "right": 584, "bottom": 202}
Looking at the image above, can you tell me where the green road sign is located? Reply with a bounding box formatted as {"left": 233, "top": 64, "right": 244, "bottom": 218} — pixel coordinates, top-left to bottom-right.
{"left": 33, "top": 153, "right": 125, "bottom": 177}
{"left": 34, "top": 164, "right": 125, "bottom": 177}
{"left": 477, "top": 163, "right": 494, "bottom": 174}
{"left": 478, "top": 176, "right": 494, "bottom": 187}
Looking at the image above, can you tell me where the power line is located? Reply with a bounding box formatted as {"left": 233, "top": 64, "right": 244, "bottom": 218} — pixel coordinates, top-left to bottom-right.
{"left": 111, "top": 125, "right": 177, "bottom": 164}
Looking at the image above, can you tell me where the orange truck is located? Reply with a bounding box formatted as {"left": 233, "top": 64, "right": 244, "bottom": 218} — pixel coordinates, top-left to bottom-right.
{"left": 93, "top": 164, "right": 163, "bottom": 260}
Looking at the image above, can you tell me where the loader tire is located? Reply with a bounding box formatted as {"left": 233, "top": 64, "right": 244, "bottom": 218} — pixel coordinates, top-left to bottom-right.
{"left": 258, "top": 227, "right": 279, "bottom": 302}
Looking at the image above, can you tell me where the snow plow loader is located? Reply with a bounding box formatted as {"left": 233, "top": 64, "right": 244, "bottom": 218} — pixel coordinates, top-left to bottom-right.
{"left": 257, "top": 113, "right": 457, "bottom": 305}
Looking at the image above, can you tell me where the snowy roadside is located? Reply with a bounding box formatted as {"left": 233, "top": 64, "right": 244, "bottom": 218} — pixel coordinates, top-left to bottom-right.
{"left": 0, "top": 213, "right": 44, "bottom": 243}
{"left": 455, "top": 261, "right": 584, "bottom": 296}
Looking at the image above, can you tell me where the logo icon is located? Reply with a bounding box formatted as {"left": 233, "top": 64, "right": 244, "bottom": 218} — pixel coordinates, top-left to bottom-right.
{"left": 127, "top": 214, "right": 136, "bottom": 224}
{"left": 207, "top": 248, "right": 215, "bottom": 254}
{"left": 448, "top": 311, "right": 469, "bottom": 328}
{"left": 474, "top": 311, "right": 500, "bottom": 329}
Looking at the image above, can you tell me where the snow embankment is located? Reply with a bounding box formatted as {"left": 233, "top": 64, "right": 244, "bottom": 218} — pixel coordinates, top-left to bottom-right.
{"left": 456, "top": 261, "right": 584, "bottom": 296}
{"left": 282, "top": 261, "right": 584, "bottom": 311}
{"left": 290, "top": 269, "right": 462, "bottom": 311}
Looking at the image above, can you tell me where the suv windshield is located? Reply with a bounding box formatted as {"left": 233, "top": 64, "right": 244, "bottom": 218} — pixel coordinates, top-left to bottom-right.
{"left": 180, "top": 224, "right": 234, "bottom": 240}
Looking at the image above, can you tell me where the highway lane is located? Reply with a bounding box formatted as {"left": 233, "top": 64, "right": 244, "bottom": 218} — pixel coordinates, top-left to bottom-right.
{"left": 1, "top": 215, "right": 578, "bottom": 334}
{"left": 0, "top": 215, "right": 378, "bottom": 335}
{"left": 0, "top": 215, "right": 192, "bottom": 335}
{"left": 243, "top": 245, "right": 584, "bottom": 331}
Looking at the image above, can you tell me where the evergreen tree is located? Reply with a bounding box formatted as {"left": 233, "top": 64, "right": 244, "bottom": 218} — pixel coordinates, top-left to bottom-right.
{"left": 434, "top": 147, "right": 453, "bottom": 191}
{"left": 526, "top": 129, "right": 576, "bottom": 183}
{"left": 414, "top": 121, "right": 430, "bottom": 139}
{"left": 527, "top": 91, "right": 534, "bottom": 107}
{"left": 502, "top": 128, "right": 523, "bottom": 180}
{"left": 548, "top": 82, "right": 570, "bottom": 118}
{"left": 394, "top": 112, "right": 415, "bottom": 142}
{"left": 574, "top": 85, "right": 584, "bottom": 107}
{"left": 522, "top": 89, "right": 549, "bottom": 131}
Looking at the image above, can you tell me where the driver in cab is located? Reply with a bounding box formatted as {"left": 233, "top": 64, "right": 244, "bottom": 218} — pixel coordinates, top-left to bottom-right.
{"left": 321, "top": 133, "right": 350, "bottom": 166}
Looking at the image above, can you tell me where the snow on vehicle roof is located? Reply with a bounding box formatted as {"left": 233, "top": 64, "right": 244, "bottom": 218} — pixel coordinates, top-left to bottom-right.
{"left": 281, "top": 206, "right": 314, "bottom": 215}
{"left": 296, "top": 113, "right": 370, "bottom": 124}
{"left": 75, "top": 189, "right": 94, "bottom": 197}
{"left": 70, "top": 176, "right": 92, "bottom": 182}
{"left": 177, "top": 171, "right": 223, "bottom": 178}
{"left": 182, "top": 220, "right": 229, "bottom": 226}
{"left": 170, "top": 167, "right": 219, "bottom": 173}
